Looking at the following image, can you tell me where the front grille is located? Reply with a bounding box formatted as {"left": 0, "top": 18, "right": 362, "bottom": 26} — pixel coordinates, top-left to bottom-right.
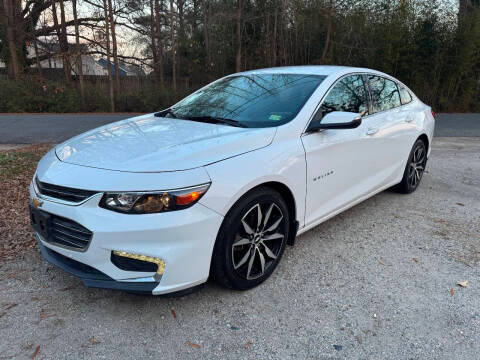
{"left": 35, "top": 177, "right": 97, "bottom": 203}
{"left": 49, "top": 215, "right": 93, "bottom": 250}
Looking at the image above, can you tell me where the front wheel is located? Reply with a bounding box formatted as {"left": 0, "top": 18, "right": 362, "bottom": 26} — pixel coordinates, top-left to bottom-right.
{"left": 211, "top": 187, "right": 289, "bottom": 290}
{"left": 395, "top": 139, "right": 427, "bottom": 194}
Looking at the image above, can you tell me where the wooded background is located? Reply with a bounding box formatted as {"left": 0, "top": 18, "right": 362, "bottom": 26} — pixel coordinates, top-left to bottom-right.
{"left": 0, "top": 0, "right": 479, "bottom": 113}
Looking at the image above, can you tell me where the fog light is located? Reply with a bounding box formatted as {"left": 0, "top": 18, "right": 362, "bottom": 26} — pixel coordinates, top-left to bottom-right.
{"left": 112, "top": 250, "right": 165, "bottom": 275}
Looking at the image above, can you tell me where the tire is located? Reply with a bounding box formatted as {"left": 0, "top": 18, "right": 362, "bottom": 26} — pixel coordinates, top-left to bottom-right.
{"left": 211, "top": 187, "right": 290, "bottom": 290}
{"left": 395, "top": 139, "right": 428, "bottom": 194}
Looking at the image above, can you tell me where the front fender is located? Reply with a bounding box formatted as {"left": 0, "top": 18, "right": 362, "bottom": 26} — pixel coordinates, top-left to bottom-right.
{"left": 199, "top": 138, "right": 307, "bottom": 228}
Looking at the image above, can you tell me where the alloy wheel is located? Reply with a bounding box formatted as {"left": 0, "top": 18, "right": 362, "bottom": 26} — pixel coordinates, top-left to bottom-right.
{"left": 408, "top": 142, "right": 426, "bottom": 189}
{"left": 231, "top": 202, "right": 286, "bottom": 280}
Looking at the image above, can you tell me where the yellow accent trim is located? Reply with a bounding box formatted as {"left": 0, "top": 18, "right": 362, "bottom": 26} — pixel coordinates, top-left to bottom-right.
{"left": 113, "top": 250, "right": 165, "bottom": 275}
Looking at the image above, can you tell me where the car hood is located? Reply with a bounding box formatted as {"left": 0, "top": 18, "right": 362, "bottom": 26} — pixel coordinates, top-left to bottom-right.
{"left": 55, "top": 114, "right": 276, "bottom": 172}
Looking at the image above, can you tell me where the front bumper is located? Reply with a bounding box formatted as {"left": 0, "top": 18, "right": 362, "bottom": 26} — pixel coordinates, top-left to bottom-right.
{"left": 37, "top": 236, "right": 159, "bottom": 293}
{"left": 30, "top": 182, "right": 224, "bottom": 295}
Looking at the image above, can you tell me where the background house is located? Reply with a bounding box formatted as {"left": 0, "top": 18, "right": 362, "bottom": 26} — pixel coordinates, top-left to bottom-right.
{"left": 97, "top": 58, "right": 145, "bottom": 77}
{"left": 31, "top": 40, "right": 108, "bottom": 76}
{"left": 0, "top": 41, "right": 145, "bottom": 78}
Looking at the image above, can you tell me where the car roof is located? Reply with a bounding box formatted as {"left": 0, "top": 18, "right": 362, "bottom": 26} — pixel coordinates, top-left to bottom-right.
{"left": 235, "top": 65, "right": 413, "bottom": 93}
{"left": 238, "top": 65, "right": 373, "bottom": 77}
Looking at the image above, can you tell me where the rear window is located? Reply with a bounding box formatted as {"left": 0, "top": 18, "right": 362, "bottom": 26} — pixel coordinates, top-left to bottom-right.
{"left": 399, "top": 86, "right": 413, "bottom": 105}
{"left": 368, "top": 76, "right": 401, "bottom": 113}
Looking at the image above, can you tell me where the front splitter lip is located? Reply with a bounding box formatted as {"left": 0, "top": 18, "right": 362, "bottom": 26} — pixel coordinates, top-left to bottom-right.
{"left": 36, "top": 235, "right": 159, "bottom": 294}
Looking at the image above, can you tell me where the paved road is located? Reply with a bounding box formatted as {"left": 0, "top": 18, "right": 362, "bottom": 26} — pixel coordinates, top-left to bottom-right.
{"left": 1, "top": 138, "right": 479, "bottom": 359}
{"left": 0, "top": 113, "right": 478, "bottom": 143}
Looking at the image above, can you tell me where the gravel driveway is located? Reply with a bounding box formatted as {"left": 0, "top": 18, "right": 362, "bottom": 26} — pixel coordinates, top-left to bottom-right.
{"left": 0, "top": 137, "right": 479, "bottom": 359}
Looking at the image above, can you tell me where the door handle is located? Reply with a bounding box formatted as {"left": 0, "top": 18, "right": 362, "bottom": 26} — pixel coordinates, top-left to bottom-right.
{"left": 366, "top": 127, "right": 379, "bottom": 135}
{"left": 405, "top": 117, "right": 414, "bottom": 123}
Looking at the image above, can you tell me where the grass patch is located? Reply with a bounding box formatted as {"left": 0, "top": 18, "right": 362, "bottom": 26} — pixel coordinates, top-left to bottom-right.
{"left": 0, "top": 148, "right": 49, "bottom": 180}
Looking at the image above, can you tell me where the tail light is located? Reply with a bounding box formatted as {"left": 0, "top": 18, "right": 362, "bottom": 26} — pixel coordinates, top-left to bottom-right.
{"left": 431, "top": 110, "right": 436, "bottom": 119}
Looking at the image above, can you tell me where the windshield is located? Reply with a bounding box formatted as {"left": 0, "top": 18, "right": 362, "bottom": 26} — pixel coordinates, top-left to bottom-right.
{"left": 170, "top": 74, "right": 326, "bottom": 128}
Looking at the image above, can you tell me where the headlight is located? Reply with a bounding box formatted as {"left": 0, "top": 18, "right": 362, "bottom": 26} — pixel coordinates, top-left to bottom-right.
{"left": 99, "top": 183, "right": 210, "bottom": 214}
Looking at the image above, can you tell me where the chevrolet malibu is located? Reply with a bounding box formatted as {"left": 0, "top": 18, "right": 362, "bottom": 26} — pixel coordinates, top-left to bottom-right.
{"left": 30, "top": 66, "right": 435, "bottom": 295}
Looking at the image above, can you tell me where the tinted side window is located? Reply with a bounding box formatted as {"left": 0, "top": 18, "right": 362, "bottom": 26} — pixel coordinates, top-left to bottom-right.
{"left": 368, "top": 76, "right": 401, "bottom": 112}
{"left": 399, "top": 86, "right": 413, "bottom": 105}
{"left": 317, "top": 75, "right": 368, "bottom": 120}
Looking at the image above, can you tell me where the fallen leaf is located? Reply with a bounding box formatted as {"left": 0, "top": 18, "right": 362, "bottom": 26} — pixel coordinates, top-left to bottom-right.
{"left": 89, "top": 337, "right": 100, "bottom": 345}
{"left": 450, "top": 289, "right": 455, "bottom": 296}
{"left": 60, "top": 286, "right": 76, "bottom": 291}
{"left": 244, "top": 341, "right": 253, "bottom": 348}
{"left": 31, "top": 345, "right": 40, "bottom": 359}
{"left": 456, "top": 203, "right": 465, "bottom": 206}
{"left": 2, "top": 303, "right": 18, "bottom": 311}
{"left": 413, "top": 258, "right": 419, "bottom": 263}
{"left": 186, "top": 341, "right": 200, "bottom": 349}
{"left": 0, "top": 303, "right": 18, "bottom": 318}
{"left": 378, "top": 260, "right": 386, "bottom": 266}
{"left": 170, "top": 309, "right": 177, "bottom": 319}
{"left": 457, "top": 281, "right": 468, "bottom": 287}
{"left": 39, "top": 308, "right": 54, "bottom": 320}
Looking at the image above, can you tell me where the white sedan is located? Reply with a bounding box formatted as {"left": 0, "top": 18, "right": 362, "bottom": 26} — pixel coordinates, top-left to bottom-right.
{"left": 30, "top": 66, "right": 435, "bottom": 295}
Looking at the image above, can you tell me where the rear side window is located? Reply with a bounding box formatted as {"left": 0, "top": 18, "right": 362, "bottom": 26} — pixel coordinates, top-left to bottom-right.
{"left": 318, "top": 75, "right": 369, "bottom": 119}
{"left": 398, "top": 86, "right": 413, "bottom": 105}
{"left": 368, "top": 76, "right": 401, "bottom": 113}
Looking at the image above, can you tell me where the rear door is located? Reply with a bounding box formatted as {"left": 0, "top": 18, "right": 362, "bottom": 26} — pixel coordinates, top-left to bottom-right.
{"left": 363, "top": 75, "right": 416, "bottom": 185}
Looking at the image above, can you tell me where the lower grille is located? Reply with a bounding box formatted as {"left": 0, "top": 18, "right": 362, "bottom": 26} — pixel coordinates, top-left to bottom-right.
{"left": 35, "top": 177, "right": 97, "bottom": 203}
{"left": 31, "top": 208, "right": 93, "bottom": 251}
{"left": 49, "top": 215, "right": 93, "bottom": 250}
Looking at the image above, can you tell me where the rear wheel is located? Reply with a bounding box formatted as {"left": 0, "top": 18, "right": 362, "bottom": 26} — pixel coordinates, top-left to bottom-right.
{"left": 211, "top": 187, "right": 289, "bottom": 290}
{"left": 395, "top": 139, "right": 427, "bottom": 194}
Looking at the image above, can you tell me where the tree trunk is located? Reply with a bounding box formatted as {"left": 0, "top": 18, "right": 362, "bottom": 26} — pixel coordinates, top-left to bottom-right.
{"left": 273, "top": 1, "right": 278, "bottom": 66}
{"left": 103, "top": 0, "right": 115, "bottom": 112}
{"left": 236, "top": 0, "right": 242, "bottom": 72}
{"left": 51, "top": 3, "right": 61, "bottom": 64}
{"left": 58, "top": 0, "right": 72, "bottom": 84}
{"left": 170, "top": 0, "right": 177, "bottom": 93}
{"left": 28, "top": 16, "right": 43, "bottom": 76}
{"left": 3, "top": 0, "right": 21, "bottom": 79}
{"left": 193, "top": 0, "right": 199, "bottom": 32}
{"left": 149, "top": 0, "right": 160, "bottom": 84}
{"left": 154, "top": 0, "right": 164, "bottom": 88}
{"left": 202, "top": 0, "right": 210, "bottom": 71}
{"left": 321, "top": 0, "right": 333, "bottom": 63}
{"left": 72, "top": 0, "right": 85, "bottom": 106}
{"left": 177, "top": 0, "right": 184, "bottom": 78}
{"left": 108, "top": 0, "right": 120, "bottom": 93}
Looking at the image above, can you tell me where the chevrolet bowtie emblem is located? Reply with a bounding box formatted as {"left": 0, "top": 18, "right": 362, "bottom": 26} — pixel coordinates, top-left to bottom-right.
{"left": 32, "top": 197, "right": 43, "bottom": 208}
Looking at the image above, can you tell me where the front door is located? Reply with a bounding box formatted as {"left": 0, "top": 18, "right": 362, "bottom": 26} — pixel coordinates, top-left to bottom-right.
{"left": 301, "top": 74, "right": 378, "bottom": 227}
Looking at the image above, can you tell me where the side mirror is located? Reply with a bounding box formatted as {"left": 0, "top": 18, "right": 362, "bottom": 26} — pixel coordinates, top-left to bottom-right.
{"left": 308, "top": 111, "right": 363, "bottom": 132}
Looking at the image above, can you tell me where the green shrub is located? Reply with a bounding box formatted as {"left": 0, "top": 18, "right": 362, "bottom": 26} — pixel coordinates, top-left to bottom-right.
{"left": 0, "top": 77, "right": 193, "bottom": 113}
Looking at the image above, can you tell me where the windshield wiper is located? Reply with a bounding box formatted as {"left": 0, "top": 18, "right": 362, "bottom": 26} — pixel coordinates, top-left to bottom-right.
{"left": 183, "top": 116, "right": 247, "bottom": 128}
{"left": 154, "top": 109, "right": 177, "bottom": 118}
